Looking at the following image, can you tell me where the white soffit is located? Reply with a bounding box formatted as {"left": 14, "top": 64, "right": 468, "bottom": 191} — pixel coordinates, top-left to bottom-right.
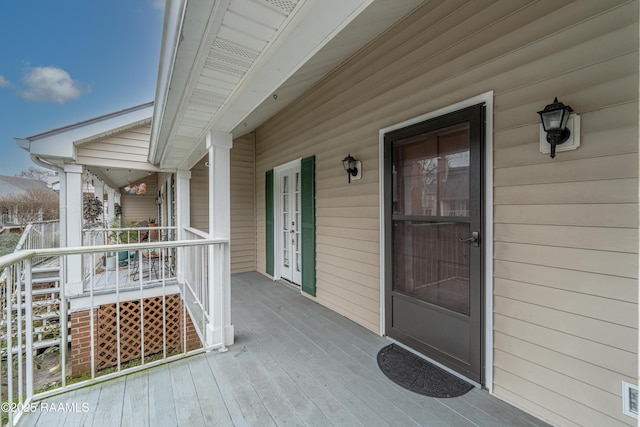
{"left": 231, "top": 0, "right": 425, "bottom": 137}
{"left": 157, "top": 0, "right": 425, "bottom": 171}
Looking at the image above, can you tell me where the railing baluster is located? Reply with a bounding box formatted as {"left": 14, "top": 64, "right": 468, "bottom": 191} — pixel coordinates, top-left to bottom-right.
{"left": 89, "top": 253, "right": 95, "bottom": 380}
{"left": 115, "top": 249, "right": 121, "bottom": 373}
{"left": 60, "top": 255, "right": 67, "bottom": 389}
{"left": 24, "top": 258, "right": 33, "bottom": 401}
{"left": 6, "top": 262, "right": 13, "bottom": 426}
{"left": 16, "top": 261, "right": 23, "bottom": 407}
{"left": 140, "top": 258, "right": 144, "bottom": 367}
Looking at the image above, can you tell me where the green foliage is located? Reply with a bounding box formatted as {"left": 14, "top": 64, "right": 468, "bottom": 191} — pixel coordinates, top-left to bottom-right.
{"left": 82, "top": 196, "right": 103, "bottom": 223}
{"left": 108, "top": 218, "right": 140, "bottom": 244}
{"left": 0, "top": 233, "right": 20, "bottom": 257}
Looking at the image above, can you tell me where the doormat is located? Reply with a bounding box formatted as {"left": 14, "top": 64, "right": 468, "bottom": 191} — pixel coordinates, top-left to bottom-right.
{"left": 377, "top": 344, "right": 473, "bottom": 398}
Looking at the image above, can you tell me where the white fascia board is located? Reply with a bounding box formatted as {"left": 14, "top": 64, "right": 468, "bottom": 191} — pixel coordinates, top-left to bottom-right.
{"left": 208, "top": 0, "right": 375, "bottom": 135}
{"left": 151, "top": 0, "right": 229, "bottom": 166}
{"left": 22, "top": 103, "right": 153, "bottom": 162}
{"left": 149, "top": 0, "right": 188, "bottom": 165}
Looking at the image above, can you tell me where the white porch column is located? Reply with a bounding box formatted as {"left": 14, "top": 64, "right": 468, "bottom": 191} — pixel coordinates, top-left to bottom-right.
{"left": 64, "top": 164, "right": 84, "bottom": 296}
{"left": 206, "top": 130, "right": 234, "bottom": 350}
{"left": 175, "top": 170, "right": 191, "bottom": 283}
{"left": 106, "top": 187, "right": 116, "bottom": 226}
{"left": 93, "top": 181, "right": 104, "bottom": 224}
{"left": 58, "top": 173, "right": 67, "bottom": 248}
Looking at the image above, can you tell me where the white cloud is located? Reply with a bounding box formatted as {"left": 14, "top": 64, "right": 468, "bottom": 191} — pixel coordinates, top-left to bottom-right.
{"left": 0, "top": 75, "right": 9, "bottom": 88}
{"left": 20, "top": 66, "right": 87, "bottom": 103}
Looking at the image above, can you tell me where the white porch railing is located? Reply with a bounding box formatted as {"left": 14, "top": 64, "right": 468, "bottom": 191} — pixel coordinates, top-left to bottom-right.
{"left": 15, "top": 220, "right": 60, "bottom": 253}
{"left": 82, "top": 225, "right": 177, "bottom": 288}
{"left": 0, "top": 213, "right": 20, "bottom": 229}
{"left": 0, "top": 236, "right": 227, "bottom": 426}
{"left": 183, "top": 227, "right": 211, "bottom": 335}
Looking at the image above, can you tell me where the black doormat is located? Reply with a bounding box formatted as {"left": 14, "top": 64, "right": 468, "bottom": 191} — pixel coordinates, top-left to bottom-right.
{"left": 377, "top": 344, "right": 473, "bottom": 398}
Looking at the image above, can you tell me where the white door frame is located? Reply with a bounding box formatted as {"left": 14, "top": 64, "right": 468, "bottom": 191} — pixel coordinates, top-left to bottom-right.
{"left": 273, "top": 158, "right": 302, "bottom": 284}
{"left": 378, "top": 91, "right": 494, "bottom": 391}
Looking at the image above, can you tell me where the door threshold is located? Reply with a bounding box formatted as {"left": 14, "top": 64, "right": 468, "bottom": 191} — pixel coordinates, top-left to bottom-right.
{"left": 386, "top": 337, "right": 482, "bottom": 389}
{"left": 278, "top": 279, "right": 300, "bottom": 292}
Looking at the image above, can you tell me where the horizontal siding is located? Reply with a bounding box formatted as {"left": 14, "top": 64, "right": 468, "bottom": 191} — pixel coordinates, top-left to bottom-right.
{"left": 230, "top": 134, "right": 256, "bottom": 273}
{"left": 190, "top": 156, "right": 208, "bottom": 232}
{"left": 251, "top": 1, "right": 637, "bottom": 426}
{"left": 190, "top": 135, "right": 256, "bottom": 274}
{"left": 77, "top": 124, "right": 156, "bottom": 171}
{"left": 119, "top": 176, "right": 157, "bottom": 224}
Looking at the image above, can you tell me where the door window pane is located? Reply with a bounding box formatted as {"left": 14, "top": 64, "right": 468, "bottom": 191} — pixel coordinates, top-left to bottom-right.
{"left": 393, "top": 123, "right": 470, "bottom": 217}
{"left": 393, "top": 221, "right": 470, "bottom": 315}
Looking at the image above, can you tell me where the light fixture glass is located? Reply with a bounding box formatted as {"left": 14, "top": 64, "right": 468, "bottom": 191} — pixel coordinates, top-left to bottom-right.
{"left": 342, "top": 154, "right": 358, "bottom": 183}
{"left": 537, "top": 97, "right": 574, "bottom": 158}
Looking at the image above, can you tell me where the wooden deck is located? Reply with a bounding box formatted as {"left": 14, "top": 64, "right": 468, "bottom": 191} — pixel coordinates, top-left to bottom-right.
{"left": 19, "top": 272, "right": 549, "bottom": 427}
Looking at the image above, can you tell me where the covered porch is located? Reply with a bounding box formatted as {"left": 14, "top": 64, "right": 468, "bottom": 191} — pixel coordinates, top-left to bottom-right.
{"left": 18, "top": 272, "right": 547, "bottom": 427}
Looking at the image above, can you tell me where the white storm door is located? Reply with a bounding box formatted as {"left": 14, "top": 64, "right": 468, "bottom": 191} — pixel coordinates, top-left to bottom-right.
{"left": 276, "top": 164, "right": 302, "bottom": 285}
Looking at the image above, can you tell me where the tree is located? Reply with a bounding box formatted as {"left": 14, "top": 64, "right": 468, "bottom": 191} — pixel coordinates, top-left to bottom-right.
{"left": 15, "top": 166, "right": 56, "bottom": 182}
{"left": 0, "top": 188, "right": 59, "bottom": 229}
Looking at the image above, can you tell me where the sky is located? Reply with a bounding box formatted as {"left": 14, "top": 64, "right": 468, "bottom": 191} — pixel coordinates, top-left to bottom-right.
{"left": 0, "top": 0, "right": 164, "bottom": 176}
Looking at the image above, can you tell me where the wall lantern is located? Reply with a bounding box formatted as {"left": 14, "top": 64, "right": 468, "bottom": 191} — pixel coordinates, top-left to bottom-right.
{"left": 537, "top": 97, "right": 576, "bottom": 159}
{"left": 342, "top": 154, "right": 362, "bottom": 183}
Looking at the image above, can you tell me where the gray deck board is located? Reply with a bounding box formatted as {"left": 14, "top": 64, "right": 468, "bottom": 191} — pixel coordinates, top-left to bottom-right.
{"left": 148, "top": 359, "right": 178, "bottom": 427}
{"left": 121, "top": 370, "right": 149, "bottom": 427}
{"left": 19, "top": 271, "right": 551, "bottom": 427}
{"left": 91, "top": 376, "right": 126, "bottom": 427}
{"left": 188, "top": 354, "right": 234, "bottom": 426}
{"left": 169, "top": 360, "right": 207, "bottom": 427}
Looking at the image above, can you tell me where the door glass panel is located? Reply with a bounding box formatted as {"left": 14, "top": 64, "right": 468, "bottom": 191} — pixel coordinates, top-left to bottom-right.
{"left": 391, "top": 121, "right": 472, "bottom": 316}
{"left": 393, "top": 221, "right": 470, "bottom": 315}
{"left": 393, "top": 123, "right": 470, "bottom": 217}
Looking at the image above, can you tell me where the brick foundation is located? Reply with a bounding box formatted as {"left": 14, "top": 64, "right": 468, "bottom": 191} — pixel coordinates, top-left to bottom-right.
{"left": 70, "top": 294, "right": 201, "bottom": 377}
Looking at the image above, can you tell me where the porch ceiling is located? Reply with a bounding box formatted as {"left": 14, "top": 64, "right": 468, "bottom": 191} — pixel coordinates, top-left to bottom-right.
{"left": 151, "top": 0, "right": 425, "bottom": 171}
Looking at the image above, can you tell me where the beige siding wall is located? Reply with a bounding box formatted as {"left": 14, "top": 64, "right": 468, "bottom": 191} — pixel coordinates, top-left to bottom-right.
{"left": 189, "top": 134, "right": 256, "bottom": 274}
{"left": 230, "top": 134, "right": 257, "bottom": 273}
{"left": 190, "top": 156, "right": 209, "bottom": 232}
{"left": 119, "top": 175, "right": 158, "bottom": 224}
{"left": 77, "top": 124, "right": 157, "bottom": 171}
{"left": 253, "top": 1, "right": 638, "bottom": 426}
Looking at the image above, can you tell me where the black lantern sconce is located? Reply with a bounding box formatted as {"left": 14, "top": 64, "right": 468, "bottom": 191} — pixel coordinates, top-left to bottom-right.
{"left": 342, "top": 154, "right": 362, "bottom": 183}
{"left": 537, "top": 97, "right": 576, "bottom": 159}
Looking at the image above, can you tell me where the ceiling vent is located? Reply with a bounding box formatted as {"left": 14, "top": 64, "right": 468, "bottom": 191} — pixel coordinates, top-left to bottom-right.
{"left": 265, "top": 0, "right": 298, "bottom": 14}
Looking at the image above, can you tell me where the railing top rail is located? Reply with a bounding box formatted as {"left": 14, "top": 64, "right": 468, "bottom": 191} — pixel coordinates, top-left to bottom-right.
{"left": 84, "top": 225, "right": 178, "bottom": 231}
{"left": 31, "top": 219, "right": 60, "bottom": 225}
{"left": 183, "top": 226, "right": 210, "bottom": 239}
{"left": 14, "top": 222, "right": 34, "bottom": 252}
{"left": 0, "top": 238, "right": 228, "bottom": 270}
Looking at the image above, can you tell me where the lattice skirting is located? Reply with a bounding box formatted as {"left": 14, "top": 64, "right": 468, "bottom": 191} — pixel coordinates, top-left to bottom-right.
{"left": 70, "top": 294, "right": 201, "bottom": 376}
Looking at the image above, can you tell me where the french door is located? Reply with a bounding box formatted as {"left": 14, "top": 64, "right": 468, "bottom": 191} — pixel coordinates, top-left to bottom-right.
{"left": 276, "top": 163, "right": 302, "bottom": 285}
{"left": 384, "top": 104, "right": 484, "bottom": 383}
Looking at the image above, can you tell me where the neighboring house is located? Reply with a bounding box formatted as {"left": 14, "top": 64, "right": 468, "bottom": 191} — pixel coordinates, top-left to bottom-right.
{"left": 0, "top": 174, "right": 51, "bottom": 230}
{"left": 16, "top": 1, "right": 638, "bottom": 426}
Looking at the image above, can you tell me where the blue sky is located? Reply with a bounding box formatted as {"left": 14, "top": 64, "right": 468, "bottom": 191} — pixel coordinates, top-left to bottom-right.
{"left": 0, "top": 0, "right": 164, "bottom": 176}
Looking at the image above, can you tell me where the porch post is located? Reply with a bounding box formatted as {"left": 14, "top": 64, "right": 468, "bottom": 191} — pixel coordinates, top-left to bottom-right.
{"left": 58, "top": 173, "right": 67, "bottom": 247}
{"left": 175, "top": 170, "right": 191, "bottom": 283}
{"left": 94, "top": 181, "right": 105, "bottom": 224}
{"left": 64, "top": 164, "right": 84, "bottom": 296}
{"left": 205, "top": 130, "right": 234, "bottom": 350}
{"left": 106, "top": 187, "right": 115, "bottom": 226}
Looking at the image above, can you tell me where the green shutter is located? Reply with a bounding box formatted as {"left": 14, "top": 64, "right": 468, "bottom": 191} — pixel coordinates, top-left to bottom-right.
{"left": 300, "top": 156, "right": 316, "bottom": 296}
{"left": 265, "top": 169, "right": 274, "bottom": 276}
